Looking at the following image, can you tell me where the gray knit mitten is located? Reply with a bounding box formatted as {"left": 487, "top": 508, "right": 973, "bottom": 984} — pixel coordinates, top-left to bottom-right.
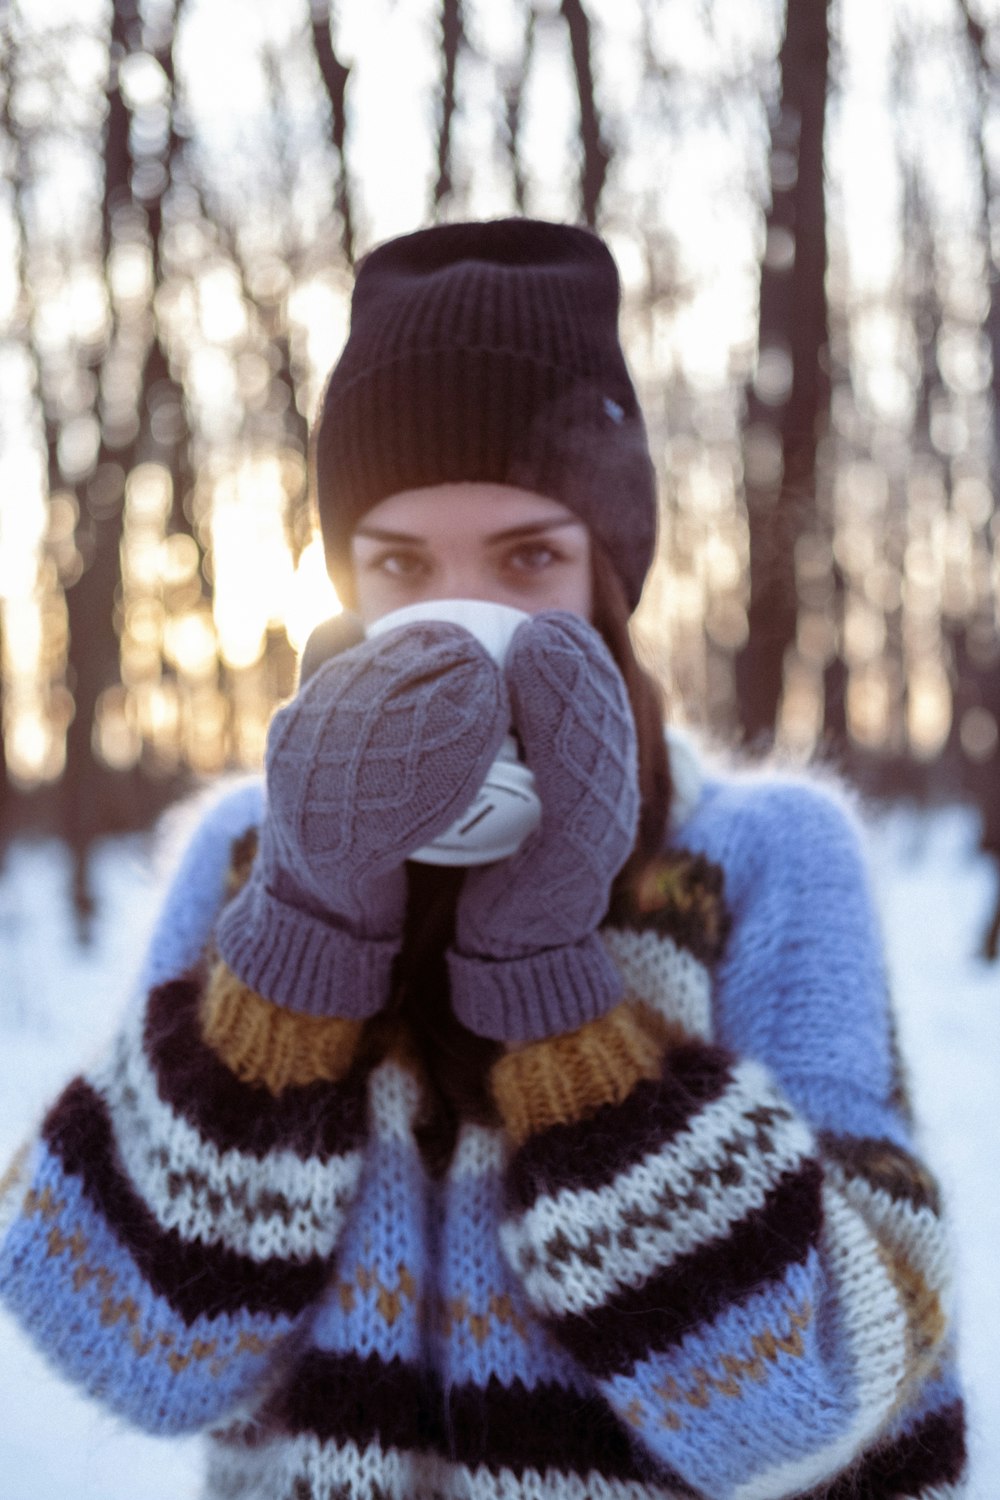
{"left": 217, "top": 622, "right": 510, "bottom": 1018}
{"left": 449, "top": 611, "right": 639, "bottom": 1042}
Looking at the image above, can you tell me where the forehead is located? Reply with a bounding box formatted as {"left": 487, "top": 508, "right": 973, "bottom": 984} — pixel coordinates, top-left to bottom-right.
{"left": 353, "top": 483, "right": 580, "bottom": 540}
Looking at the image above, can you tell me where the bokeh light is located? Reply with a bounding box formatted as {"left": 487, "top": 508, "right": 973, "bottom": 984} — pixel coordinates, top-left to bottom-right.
{"left": 0, "top": 0, "right": 997, "bottom": 802}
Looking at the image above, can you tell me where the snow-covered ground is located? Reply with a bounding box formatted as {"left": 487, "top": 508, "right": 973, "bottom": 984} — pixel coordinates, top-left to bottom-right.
{"left": 0, "top": 797, "right": 997, "bottom": 1499}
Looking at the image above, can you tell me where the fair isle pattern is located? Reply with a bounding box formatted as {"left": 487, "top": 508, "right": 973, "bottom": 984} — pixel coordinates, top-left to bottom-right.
{"left": 504, "top": 1084, "right": 961, "bottom": 1499}
{"left": 0, "top": 959, "right": 370, "bottom": 1433}
{"left": 625, "top": 1292, "right": 816, "bottom": 1427}
{"left": 97, "top": 1001, "right": 365, "bottom": 1263}
{"left": 594, "top": 1267, "right": 831, "bottom": 1495}
{"left": 435, "top": 1121, "right": 599, "bottom": 1391}
{"left": 1, "top": 1144, "right": 297, "bottom": 1430}
{"left": 500, "top": 1057, "right": 816, "bottom": 1316}
{"left": 18, "top": 1175, "right": 285, "bottom": 1389}
{"left": 0, "top": 772, "right": 968, "bottom": 1497}
{"left": 237, "top": 1065, "right": 681, "bottom": 1500}
{"left": 716, "top": 1184, "right": 914, "bottom": 1500}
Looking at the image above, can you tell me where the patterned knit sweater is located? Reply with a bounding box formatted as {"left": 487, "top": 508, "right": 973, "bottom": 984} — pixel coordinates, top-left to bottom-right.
{"left": 0, "top": 747, "right": 966, "bottom": 1500}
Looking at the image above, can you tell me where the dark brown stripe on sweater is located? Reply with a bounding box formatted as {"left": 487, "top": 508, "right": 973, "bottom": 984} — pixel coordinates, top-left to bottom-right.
{"left": 42, "top": 1078, "right": 330, "bottom": 1325}
{"left": 818, "top": 1399, "right": 966, "bottom": 1498}
{"left": 605, "top": 850, "right": 731, "bottom": 966}
{"left": 267, "top": 1348, "right": 443, "bottom": 1450}
{"left": 818, "top": 1131, "right": 942, "bottom": 1216}
{"left": 507, "top": 1041, "right": 736, "bottom": 1209}
{"left": 143, "top": 977, "right": 368, "bottom": 1161}
{"left": 271, "top": 1352, "right": 694, "bottom": 1492}
{"left": 444, "top": 1373, "right": 662, "bottom": 1480}
{"left": 547, "top": 1159, "right": 824, "bottom": 1377}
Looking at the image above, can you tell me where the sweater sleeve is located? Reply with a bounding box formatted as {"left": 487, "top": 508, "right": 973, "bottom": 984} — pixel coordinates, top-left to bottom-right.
{"left": 491, "top": 779, "right": 966, "bottom": 1500}
{"left": 0, "top": 783, "right": 369, "bottom": 1436}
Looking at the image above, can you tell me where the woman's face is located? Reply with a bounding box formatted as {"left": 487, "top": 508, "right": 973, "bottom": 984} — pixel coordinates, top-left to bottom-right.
{"left": 349, "top": 482, "right": 593, "bottom": 626}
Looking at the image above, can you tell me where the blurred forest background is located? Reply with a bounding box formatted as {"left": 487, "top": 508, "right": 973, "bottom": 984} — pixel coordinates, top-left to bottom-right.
{"left": 0, "top": 0, "right": 999, "bottom": 945}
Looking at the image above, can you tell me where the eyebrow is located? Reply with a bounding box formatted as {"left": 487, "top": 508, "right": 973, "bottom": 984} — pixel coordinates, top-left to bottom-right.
{"left": 352, "top": 518, "right": 584, "bottom": 546}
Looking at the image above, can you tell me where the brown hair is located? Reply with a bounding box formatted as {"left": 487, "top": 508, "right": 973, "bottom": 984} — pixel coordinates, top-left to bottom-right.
{"left": 375, "top": 542, "right": 673, "bottom": 1172}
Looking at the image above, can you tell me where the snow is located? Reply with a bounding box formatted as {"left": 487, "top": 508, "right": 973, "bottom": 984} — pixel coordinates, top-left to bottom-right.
{"left": 0, "top": 799, "right": 997, "bottom": 1498}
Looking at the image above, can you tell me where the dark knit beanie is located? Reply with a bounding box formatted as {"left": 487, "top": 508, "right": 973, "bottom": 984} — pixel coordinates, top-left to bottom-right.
{"left": 313, "top": 218, "right": 658, "bottom": 612}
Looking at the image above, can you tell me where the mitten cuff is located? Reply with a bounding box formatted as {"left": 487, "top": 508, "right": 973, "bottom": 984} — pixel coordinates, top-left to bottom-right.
{"left": 447, "top": 932, "right": 624, "bottom": 1042}
{"left": 215, "top": 878, "right": 398, "bottom": 1020}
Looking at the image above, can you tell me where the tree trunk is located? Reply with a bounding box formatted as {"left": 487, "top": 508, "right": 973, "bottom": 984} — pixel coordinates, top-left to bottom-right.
{"left": 60, "top": 0, "right": 138, "bottom": 918}
{"left": 433, "top": 0, "right": 463, "bottom": 211}
{"left": 951, "top": 0, "right": 1000, "bottom": 957}
{"left": 311, "top": 1, "right": 356, "bottom": 267}
{"left": 150, "top": 0, "right": 198, "bottom": 542}
{"left": 560, "top": 0, "right": 611, "bottom": 228}
{"left": 501, "top": 7, "right": 535, "bottom": 215}
{"left": 955, "top": 2, "right": 1000, "bottom": 522}
{"left": 735, "top": 0, "right": 831, "bottom": 745}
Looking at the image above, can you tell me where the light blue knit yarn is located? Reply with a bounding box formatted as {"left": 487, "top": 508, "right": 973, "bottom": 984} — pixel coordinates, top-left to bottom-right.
{"left": 0, "top": 764, "right": 965, "bottom": 1498}
{"left": 678, "top": 771, "right": 910, "bottom": 1142}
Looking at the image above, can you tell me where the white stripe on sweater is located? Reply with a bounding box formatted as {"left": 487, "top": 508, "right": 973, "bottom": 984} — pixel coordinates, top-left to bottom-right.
{"left": 210, "top": 1432, "right": 412, "bottom": 1500}
{"left": 501, "top": 1058, "right": 815, "bottom": 1317}
{"left": 825, "top": 1162, "right": 952, "bottom": 1308}
{"left": 730, "top": 1181, "right": 911, "bottom": 1500}
{"left": 600, "top": 927, "right": 713, "bottom": 1040}
{"left": 450, "top": 1464, "right": 690, "bottom": 1500}
{"left": 94, "top": 1011, "right": 363, "bottom": 1263}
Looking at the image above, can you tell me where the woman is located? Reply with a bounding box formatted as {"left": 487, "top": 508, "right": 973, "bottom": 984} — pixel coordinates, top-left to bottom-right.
{"left": 0, "top": 220, "right": 966, "bottom": 1499}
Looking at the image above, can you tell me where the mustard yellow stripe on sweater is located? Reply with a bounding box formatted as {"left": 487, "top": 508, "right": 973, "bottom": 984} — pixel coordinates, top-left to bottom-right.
{"left": 200, "top": 962, "right": 363, "bottom": 1095}
{"left": 491, "top": 1002, "right": 678, "bottom": 1146}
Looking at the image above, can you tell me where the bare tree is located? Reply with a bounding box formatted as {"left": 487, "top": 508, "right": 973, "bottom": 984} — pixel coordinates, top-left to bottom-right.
{"left": 950, "top": 0, "right": 1000, "bottom": 957}
{"left": 0, "top": 15, "right": 25, "bottom": 840}
{"left": 500, "top": 5, "right": 536, "bottom": 215}
{"left": 433, "top": 0, "right": 464, "bottom": 210}
{"left": 310, "top": 0, "right": 357, "bottom": 267}
{"left": 2, "top": 0, "right": 998, "bottom": 904}
{"left": 735, "top": 0, "right": 832, "bottom": 744}
{"left": 59, "top": 0, "right": 140, "bottom": 917}
{"left": 560, "top": 0, "right": 611, "bottom": 227}
{"left": 145, "top": 0, "right": 198, "bottom": 543}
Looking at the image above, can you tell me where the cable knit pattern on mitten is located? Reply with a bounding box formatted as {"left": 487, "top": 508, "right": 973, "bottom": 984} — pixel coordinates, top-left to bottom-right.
{"left": 217, "top": 621, "right": 510, "bottom": 1017}
{"left": 451, "top": 612, "right": 639, "bottom": 1041}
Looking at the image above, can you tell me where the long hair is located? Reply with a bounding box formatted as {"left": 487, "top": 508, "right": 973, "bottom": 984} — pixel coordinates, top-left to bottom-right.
{"left": 378, "top": 543, "right": 673, "bottom": 1171}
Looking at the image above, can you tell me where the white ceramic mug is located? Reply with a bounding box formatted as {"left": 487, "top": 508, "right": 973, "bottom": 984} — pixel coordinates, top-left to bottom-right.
{"left": 366, "top": 599, "right": 542, "bottom": 866}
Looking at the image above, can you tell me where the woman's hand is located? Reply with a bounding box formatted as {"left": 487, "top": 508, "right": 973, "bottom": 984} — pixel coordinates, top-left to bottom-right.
{"left": 216, "top": 621, "right": 510, "bottom": 1017}
{"left": 449, "top": 611, "right": 640, "bottom": 1041}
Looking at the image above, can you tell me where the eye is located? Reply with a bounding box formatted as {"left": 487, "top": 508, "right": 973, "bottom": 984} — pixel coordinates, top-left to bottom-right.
{"left": 368, "top": 549, "right": 428, "bottom": 579}
{"left": 503, "top": 541, "right": 560, "bottom": 574}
